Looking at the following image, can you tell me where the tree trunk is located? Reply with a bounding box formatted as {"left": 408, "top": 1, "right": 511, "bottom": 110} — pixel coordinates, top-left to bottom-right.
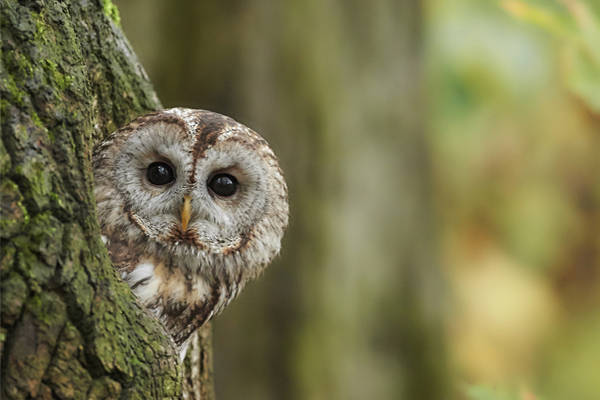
{"left": 224, "top": 2, "right": 450, "bottom": 398}
{"left": 181, "top": 327, "right": 215, "bottom": 400}
{"left": 0, "top": 0, "right": 212, "bottom": 398}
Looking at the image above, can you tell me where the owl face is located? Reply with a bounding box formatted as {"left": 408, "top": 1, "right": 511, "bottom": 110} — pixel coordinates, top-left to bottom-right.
{"left": 94, "top": 108, "right": 288, "bottom": 351}
{"left": 94, "top": 108, "right": 288, "bottom": 272}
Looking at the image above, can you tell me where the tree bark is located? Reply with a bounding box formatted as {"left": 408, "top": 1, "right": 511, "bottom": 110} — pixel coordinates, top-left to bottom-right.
{"left": 0, "top": 0, "right": 212, "bottom": 398}
{"left": 182, "top": 327, "right": 215, "bottom": 400}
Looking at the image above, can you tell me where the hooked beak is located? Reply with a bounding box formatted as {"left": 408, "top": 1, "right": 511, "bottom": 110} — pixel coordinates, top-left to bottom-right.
{"left": 181, "top": 195, "right": 192, "bottom": 231}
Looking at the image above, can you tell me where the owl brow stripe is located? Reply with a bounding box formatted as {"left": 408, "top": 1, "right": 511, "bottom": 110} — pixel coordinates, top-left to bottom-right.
{"left": 136, "top": 113, "right": 188, "bottom": 132}
{"left": 116, "top": 112, "right": 189, "bottom": 139}
{"left": 188, "top": 118, "right": 229, "bottom": 183}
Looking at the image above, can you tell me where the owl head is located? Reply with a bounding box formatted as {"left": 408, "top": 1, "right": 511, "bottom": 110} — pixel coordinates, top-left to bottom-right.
{"left": 93, "top": 108, "right": 288, "bottom": 281}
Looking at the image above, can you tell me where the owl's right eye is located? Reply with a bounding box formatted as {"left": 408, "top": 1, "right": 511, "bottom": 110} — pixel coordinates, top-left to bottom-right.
{"left": 147, "top": 162, "right": 176, "bottom": 185}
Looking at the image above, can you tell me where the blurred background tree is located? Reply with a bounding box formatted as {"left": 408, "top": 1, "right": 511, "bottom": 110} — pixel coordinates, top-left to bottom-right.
{"left": 116, "top": 0, "right": 599, "bottom": 399}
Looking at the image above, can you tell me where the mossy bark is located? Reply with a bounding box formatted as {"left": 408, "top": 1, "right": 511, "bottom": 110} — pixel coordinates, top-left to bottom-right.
{"left": 0, "top": 0, "right": 212, "bottom": 398}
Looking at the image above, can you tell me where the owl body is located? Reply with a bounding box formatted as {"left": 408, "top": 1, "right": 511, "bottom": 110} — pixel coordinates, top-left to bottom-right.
{"left": 93, "top": 108, "right": 288, "bottom": 353}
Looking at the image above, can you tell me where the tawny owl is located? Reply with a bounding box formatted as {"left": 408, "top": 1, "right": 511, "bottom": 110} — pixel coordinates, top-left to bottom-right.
{"left": 93, "top": 108, "right": 288, "bottom": 357}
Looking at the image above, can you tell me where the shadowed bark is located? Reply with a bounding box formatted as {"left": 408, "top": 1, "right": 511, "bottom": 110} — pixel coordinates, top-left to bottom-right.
{"left": 0, "top": 0, "right": 212, "bottom": 398}
{"left": 182, "top": 328, "right": 215, "bottom": 400}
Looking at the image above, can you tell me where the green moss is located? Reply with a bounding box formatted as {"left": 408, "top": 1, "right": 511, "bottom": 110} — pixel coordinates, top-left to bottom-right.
{"left": 0, "top": 272, "right": 29, "bottom": 326}
{"left": 30, "top": 111, "right": 43, "bottom": 128}
{"left": 27, "top": 212, "right": 64, "bottom": 265}
{"left": 87, "top": 376, "right": 122, "bottom": 399}
{"left": 3, "top": 292, "right": 66, "bottom": 398}
{"left": 7, "top": 213, "right": 62, "bottom": 295}
{"left": 1, "top": 75, "right": 24, "bottom": 106}
{"left": 0, "top": 242, "right": 16, "bottom": 277}
{"left": 13, "top": 157, "right": 55, "bottom": 212}
{"left": 8, "top": 50, "right": 34, "bottom": 80}
{"left": 0, "top": 140, "right": 10, "bottom": 175}
{"left": 34, "top": 11, "right": 48, "bottom": 42}
{"left": 101, "top": 0, "right": 121, "bottom": 26}
{"left": 1, "top": 50, "right": 35, "bottom": 117}
{"left": 13, "top": 245, "right": 42, "bottom": 294}
{"left": 2, "top": 292, "right": 67, "bottom": 397}
{"left": 0, "top": 179, "right": 28, "bottom": 237}
{"left": 45, "top": 322, "right": 94, "bottom": 398}
{"left": 0, "top": 99, "right": 11, "bottom": 118}
{"left": 43, "top": 59, "right": 72, "bottom": 91}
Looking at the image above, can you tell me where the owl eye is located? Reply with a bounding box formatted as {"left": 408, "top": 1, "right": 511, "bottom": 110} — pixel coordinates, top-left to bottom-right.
{"left": 147, "top": 162, "right": 176, "bottom": 185}
{"left": 208, "top": 173, "right": 238, "bottom": 197}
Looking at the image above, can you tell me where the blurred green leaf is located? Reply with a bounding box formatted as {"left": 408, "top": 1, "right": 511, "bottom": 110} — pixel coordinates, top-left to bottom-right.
{"left": 500, "top": 0, "right": 575, "bottom": 37}
{"left": 466, "top": 384, "right": 518, "bottom": 400}
{"left": 540, "top": 315, "right": 600, "bottom": 399}
{"left": 466, "top": 384, "right": 541, "bottom": 400}
{"left": 501, "top": 0, "right": 600, "bottom": 112}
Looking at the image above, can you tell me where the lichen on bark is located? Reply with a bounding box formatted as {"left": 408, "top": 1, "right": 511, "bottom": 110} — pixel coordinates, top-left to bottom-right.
{"left": 0, "top": 0, "right": 190, "bottom": 398}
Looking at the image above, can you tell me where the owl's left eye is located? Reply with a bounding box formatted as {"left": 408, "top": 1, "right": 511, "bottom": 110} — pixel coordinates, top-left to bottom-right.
{"left": 147, "top": 162, "right": 176, "bottom": 185}
{"left": 208, "top": 173, "right": 238, "bottom": 197}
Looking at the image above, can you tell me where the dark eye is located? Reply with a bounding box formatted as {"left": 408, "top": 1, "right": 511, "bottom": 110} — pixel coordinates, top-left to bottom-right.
{"left": 147, "top": 162, "right": 176, "bottom": 185}
{"left": 208, "top": 173, "right": 238, "bottom": 197}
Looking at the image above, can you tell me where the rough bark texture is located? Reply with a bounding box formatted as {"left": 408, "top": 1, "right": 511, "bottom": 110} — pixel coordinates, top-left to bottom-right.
{"left": 182, "top": 328, "right": 215, "bottom": 400}
{"left": 1, "top": 0, "right": 212, "bottom": 398}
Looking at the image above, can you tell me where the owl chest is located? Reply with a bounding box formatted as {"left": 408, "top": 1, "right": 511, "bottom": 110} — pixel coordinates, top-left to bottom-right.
{"left": 122, "top": 258, "right": 238, "bottom": 346}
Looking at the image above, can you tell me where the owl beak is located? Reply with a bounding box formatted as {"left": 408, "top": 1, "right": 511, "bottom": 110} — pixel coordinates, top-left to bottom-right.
{"left": 181, "top": 195, "right": 192, "bottom": 232}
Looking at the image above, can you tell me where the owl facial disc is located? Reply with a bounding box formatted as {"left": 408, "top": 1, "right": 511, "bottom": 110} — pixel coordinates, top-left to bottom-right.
{"left": 93, "top": 108, "right": 289, "bottom": 350}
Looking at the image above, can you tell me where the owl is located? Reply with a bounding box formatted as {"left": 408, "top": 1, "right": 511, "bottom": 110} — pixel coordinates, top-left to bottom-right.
{"left": 93, "top": 108, "right": 288, "bottom": 357}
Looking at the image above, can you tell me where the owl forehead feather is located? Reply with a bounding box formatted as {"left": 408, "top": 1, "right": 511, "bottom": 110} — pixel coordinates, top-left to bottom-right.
{"left": 114, "top": 108, "right": 262, "bottom": 148}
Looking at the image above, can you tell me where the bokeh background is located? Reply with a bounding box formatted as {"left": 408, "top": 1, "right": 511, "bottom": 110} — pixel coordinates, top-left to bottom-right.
{"left": 114, "top": 1, "right": 600, "bottom": 399}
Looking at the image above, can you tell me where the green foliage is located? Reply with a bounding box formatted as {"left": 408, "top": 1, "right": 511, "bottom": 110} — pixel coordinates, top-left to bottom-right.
{"left": 466, "top": 384, "right": 532, "bottom": 400}
{"left": 429, "top": 1, "right": 600, "bottom": 399}
{"left": 502, "top": 0, "right": 600, "bottom": 112}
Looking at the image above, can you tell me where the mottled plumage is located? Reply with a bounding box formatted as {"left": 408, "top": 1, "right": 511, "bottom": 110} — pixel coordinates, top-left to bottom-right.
{"left": 93, "top": 108, "right": 288, "bottom": 357}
